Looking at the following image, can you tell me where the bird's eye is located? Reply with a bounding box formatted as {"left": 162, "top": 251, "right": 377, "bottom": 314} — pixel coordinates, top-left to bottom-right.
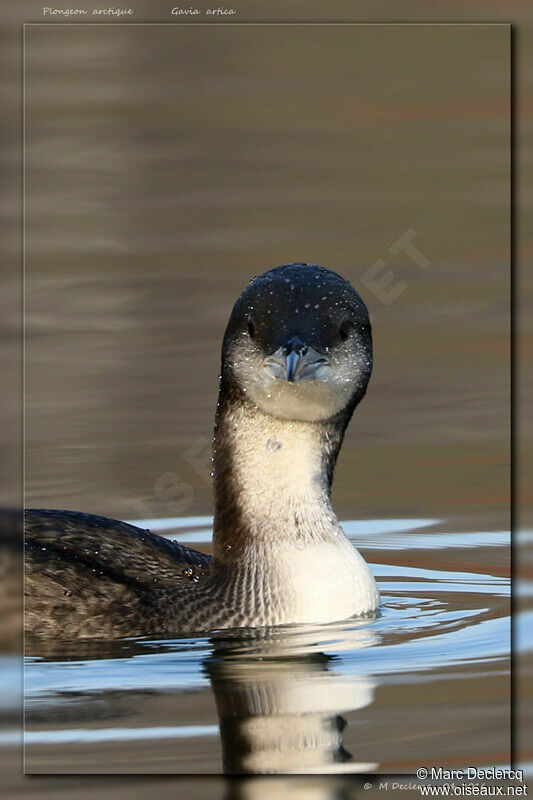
{"left": 247, "top": 315, "right": 255, "bottom": 338}
{"left": 339, "top": 317, "right": 353, "bottom": 340}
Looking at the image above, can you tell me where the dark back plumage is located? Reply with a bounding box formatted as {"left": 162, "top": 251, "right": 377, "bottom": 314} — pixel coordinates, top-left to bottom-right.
{"left": 25, "top": 510, "right": 211, "bottom": 639}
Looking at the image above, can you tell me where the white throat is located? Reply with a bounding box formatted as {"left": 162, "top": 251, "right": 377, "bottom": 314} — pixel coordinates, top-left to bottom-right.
{"left": 226, "top": 403, "right": 333, "bottom": 539}
{"left": 212, "top": 401, "right": 380, "bottom": 624}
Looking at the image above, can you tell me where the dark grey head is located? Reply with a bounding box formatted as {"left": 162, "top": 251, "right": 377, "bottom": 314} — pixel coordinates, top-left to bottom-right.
{"left": 221, "top": 263, "right": 372, "bottom": 423}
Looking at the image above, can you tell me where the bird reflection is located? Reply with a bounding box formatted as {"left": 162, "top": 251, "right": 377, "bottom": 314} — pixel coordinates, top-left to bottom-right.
{"left": 224, "top": 776, "right": 361, "bottom": 800}
{"left": 206, "top": 621, "right": 378, "bottom": 774}
{"left": 24, "top": 618, "right": 380, "bottom": 775}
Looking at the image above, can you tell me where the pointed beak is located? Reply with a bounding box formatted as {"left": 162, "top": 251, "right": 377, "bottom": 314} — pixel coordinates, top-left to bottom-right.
{"left": 285, "top": 350, "right": 300, "bottom": 382}
{"left": 263, "top": 336, "right": 331, "bottom": 383}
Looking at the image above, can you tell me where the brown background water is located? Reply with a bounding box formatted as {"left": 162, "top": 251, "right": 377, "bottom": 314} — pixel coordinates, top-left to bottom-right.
{"left": 24, "top": 23, "right": 510, "bottom": 534}
{"left": 20, "top": 20, "right": 512, "bottom": 777}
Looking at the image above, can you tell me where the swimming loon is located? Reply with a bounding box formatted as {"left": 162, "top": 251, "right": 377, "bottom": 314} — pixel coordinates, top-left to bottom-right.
{"left": 25, "top": 263, "right": 379, "bottom": 638}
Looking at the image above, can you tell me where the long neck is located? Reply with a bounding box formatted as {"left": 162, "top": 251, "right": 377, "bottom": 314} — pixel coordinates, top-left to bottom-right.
{"left": 212, "top": 382, "right": 346, "bottom": 571}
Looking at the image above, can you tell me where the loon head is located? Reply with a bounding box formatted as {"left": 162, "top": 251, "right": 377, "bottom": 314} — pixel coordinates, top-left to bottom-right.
{"left": 221, "top": 263, "right": 373, "bottom": 423}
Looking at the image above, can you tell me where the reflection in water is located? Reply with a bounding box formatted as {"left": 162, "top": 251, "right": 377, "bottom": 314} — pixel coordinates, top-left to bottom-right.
{"left": 19, "top": 19, "right": 510, "bottom": 777}
{"left": 23, "top": 526, "right": 510, "bottom": 773}
{"left": 24, "top": 622, "right": 379, "bottom": 774}
{"left": 207, "top": 626, "right": 378, "bottom": 774}
{"left": 223, "top": 776, "right": 358, "bottom": 800}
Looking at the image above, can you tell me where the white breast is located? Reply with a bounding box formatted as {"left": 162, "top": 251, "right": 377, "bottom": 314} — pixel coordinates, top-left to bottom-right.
{"left": 221, "top": 403, "right": 380, "bottom": 626}
{"left": 269, "top": 536, "right": 380, "bottom": 625}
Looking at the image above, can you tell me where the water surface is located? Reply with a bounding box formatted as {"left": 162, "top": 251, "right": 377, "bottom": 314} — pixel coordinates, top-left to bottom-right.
{"left": 24, "top": 517, "right": 510, "bottom": 774}
{"left": 21, "top": 22, "right": 510, "bottom": 774}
